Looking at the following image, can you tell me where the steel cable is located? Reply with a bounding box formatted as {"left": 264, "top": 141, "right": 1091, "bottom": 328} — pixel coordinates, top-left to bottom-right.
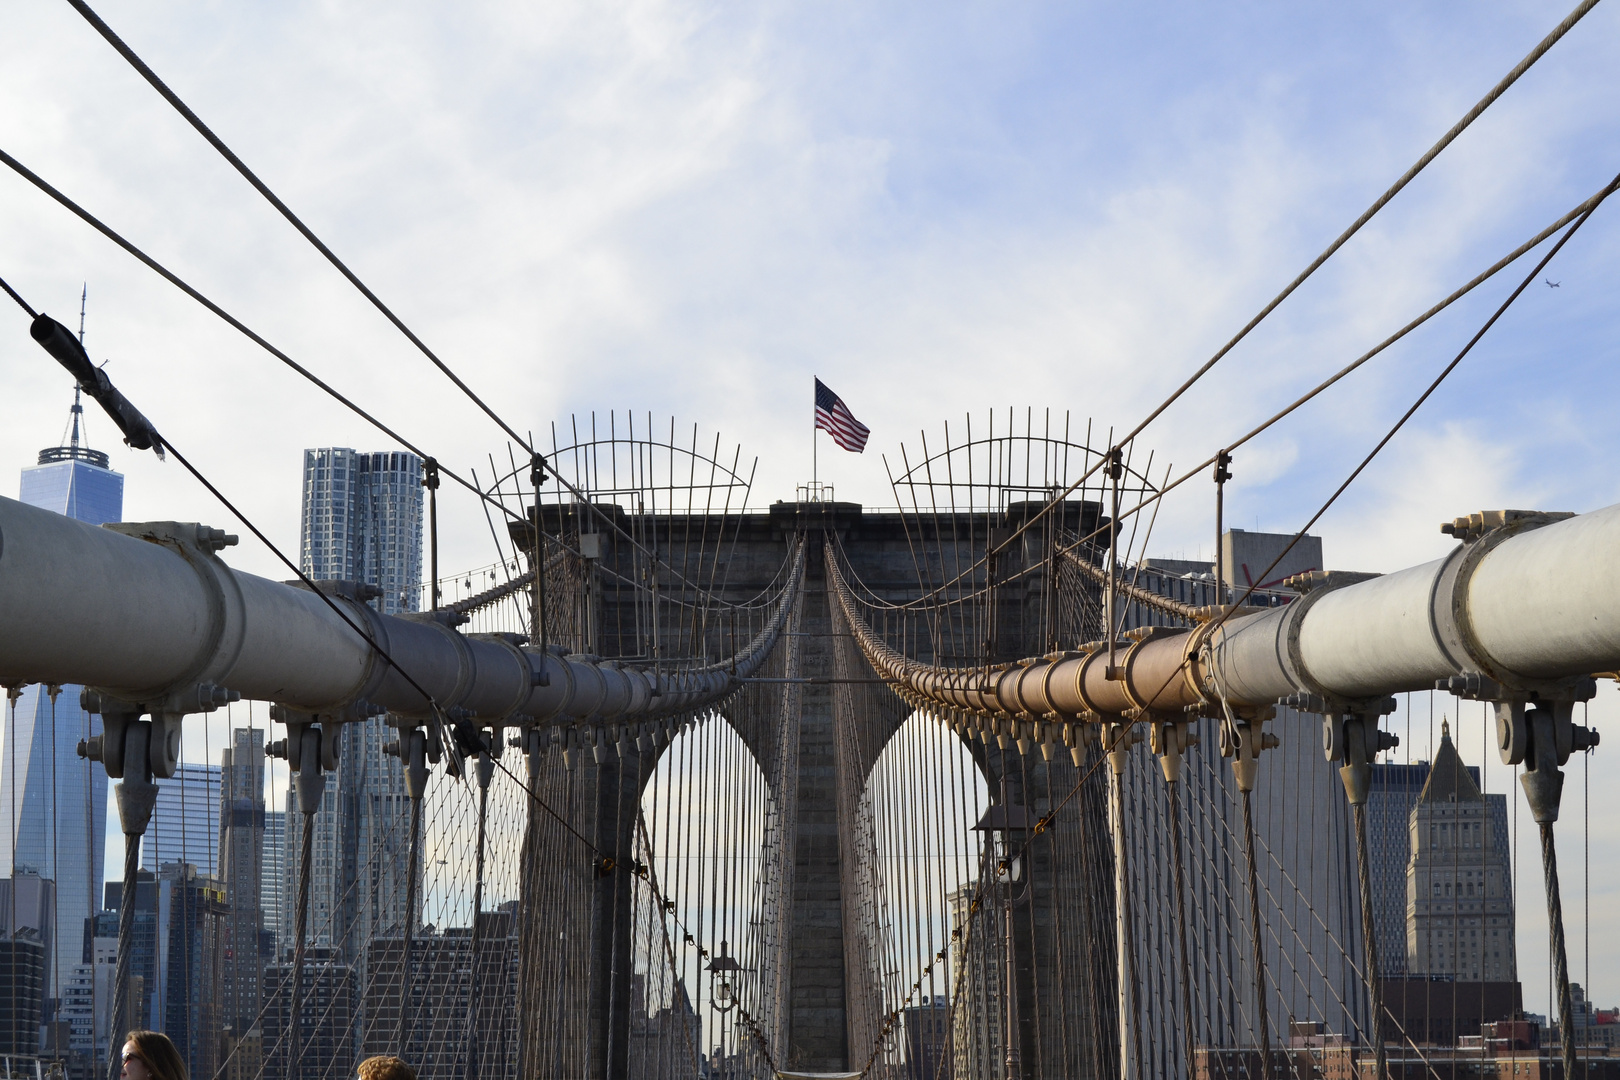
{"left": 960, "top": 0, "right": 1606, "bottom": 579}
{"left": 64, "top": 0, "right": 539, "bottom": 454}
{"left": 1351, "top": 802, "right": 1388, "bottom": 1080}
{"left": 1169, "top": 782, "right": 1197, "bottom": 1080}
{"left": 1539, "top": 821, "right": 1577, "bottom": 1079}
{"left": 107, "top": 833, "right": 140, "bottom": 1080}
{"left": 290, "top": 809, "right": 317, "bottom": 1077}
{"left": 465, "top": 758, "right": 491, "bottom": 1080}
{"left": 1238, "top": 789, "right": 1274, "bottom": 1080}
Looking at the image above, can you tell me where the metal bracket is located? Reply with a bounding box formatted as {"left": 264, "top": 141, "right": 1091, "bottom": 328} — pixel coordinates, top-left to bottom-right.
{"left": 80, "top": 683, "right": 240, "bottom": 779}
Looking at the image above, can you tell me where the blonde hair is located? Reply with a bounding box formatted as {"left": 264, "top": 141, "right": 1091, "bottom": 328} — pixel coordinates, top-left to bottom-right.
{"left": 357, "top": 1057, "right": 417, "bottom": 1080}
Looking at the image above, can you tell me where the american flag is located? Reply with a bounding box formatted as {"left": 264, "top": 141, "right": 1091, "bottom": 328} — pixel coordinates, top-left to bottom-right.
{"left": 815, "top": 378, "right": 870, "bottom": 453}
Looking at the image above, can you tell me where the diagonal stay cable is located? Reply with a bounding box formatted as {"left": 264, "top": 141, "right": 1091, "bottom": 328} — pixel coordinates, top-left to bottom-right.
{"left": 1119, "top": 0, "right": 1602, "bottom": 446}
{"left": 0, "top": 145, "right": 524, "bottom": 528}
{"left": 0, "top": 147, "right": 730, "bottom": 604}
{"left": 1191, "top": 164, "right": 1620, "bottom": 652}
{"left": 899, "top": 0, "right": 1605, "bottom": 602}
{"left": 0, "top": 145, "right": 730, "bottom": 606}
{"left": 991, "top": 163, "right": 1620, "bottom": 852}
{"left": 64, "top": 0, "right": 534, "bottom": 454}
{"left": 59, "top": 0, "right": 723, "bottom": 595}
{"left": 1053, "top": 174, "right": 1620, "bottom": 564}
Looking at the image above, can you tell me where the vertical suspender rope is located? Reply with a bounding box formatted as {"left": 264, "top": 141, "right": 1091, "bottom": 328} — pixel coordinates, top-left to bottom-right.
{"left": 1351, "top": 802, "right": 1387, "bottom": 1080}
{"left": 1121, "top": 759, "right": 1147, "bottom": 1080}
{"left": 1106, "top": 730, "right": 1134, "bottom": 1080}
{"left": 465, "top": 751, "right": 492, "bottom": 1080}
{"left": 1168, "top": 778, "right": 1197, "bottom": 1080}
{"left": 287, "top": 725, "right": 324, "bottom": 1080}
{"left": 102, "top": 713, "right": 158, "bottom": 1080}
{"left": 5, "top": 688, "right": 15, "bottom": 1075}
{"left": 1238, "top": 788, "right": 1274, "bottom": 1080}
{"left": 400, "top": 775, "right": 423, "bottom": 1056}
{"left": 290, "top": 808, "right": 316, "bottom": 1075}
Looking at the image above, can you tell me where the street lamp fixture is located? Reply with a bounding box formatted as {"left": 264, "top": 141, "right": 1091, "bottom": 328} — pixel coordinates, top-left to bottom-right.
{"left": 707, "top": 939, "right": 744, "bottom": 1014}
{"left": 974, "top": 802, "right": 1034, "bottom": 1080}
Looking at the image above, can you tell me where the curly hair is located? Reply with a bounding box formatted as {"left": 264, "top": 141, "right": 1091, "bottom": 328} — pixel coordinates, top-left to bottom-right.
{"left": 357, "top": 1056, "right": 417, "bottom": 1080}
{"left": 123, "top": 1031, "right": 187, "bottom": 1080}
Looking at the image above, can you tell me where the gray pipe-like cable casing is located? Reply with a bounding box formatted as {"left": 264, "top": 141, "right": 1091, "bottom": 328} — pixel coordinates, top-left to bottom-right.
{"left": 831, "top": 501, "right": 1620, "bottom": 718}
{"left": 0, "top": 495, "right": 801, "bottom": 723}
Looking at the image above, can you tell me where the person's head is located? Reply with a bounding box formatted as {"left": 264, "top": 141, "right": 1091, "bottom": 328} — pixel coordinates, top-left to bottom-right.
{"left": 357, "top": 1057, "right": 416, "bottom": 1080}
{"left": 121, "top": 1031, "right": 186, "bottom": 1080}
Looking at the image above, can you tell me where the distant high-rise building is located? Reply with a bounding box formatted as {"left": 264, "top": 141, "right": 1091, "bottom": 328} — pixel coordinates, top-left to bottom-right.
{"left": 294, "top": 450, "right": 422, "bottom": 970}
{"left": 219, "top": 730, "right": 266, "bottom": 1038}
{"left": 361, "top": 912, "right": 520, "bottom": 1076}
{"left": 149, "top": 863, "right": 228, "bottom": 1077}
{"left": 260, "top": 947, "right": 356, "bottom": 1080}
{"left": 1367, "top": 752, "right": 1509, "bottom": 977}
{"left": 902, "top": 996, "right": 951, "bottom": 1079}
{"left": 0, "top": 873, "right": 55, "bottom": 1054}
{"left": 299, "top": 448, "right": 423, "bottom": 616}
{"left": 17, "top": 390, "right": 125, "bottom": 525}
{"left": 261, "top": 810, "right": 286, "bottom": 957}
{"left": 144, "top": 763, "right": 222, "bottom": 876}
{"left": 947, "top": 881, "right": 1004, "bottom": 1080}
{"left": 58, "top": 959, "right": 96, "bottom": 1056}
{"left": 1406, "top": 721, "right": 1516, "bottom": 981}
{"left": 2, "top": 393, "right": 122, "bottom": 1001}
{"left": 88, "top": 909, "right": 121, "bottom": 1060}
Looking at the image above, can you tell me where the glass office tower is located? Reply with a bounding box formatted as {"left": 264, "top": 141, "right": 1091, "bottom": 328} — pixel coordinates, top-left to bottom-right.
{"left": 142, "top": 764, "right": 222, "bottom": 876}
{"left": 1, "top": 395, "right": 123, "bottom": 1002}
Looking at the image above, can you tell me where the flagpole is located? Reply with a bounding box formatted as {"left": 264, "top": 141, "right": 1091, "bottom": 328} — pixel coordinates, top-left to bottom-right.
{"left": 812, "top": 382, "right": 818, "bottom": 497}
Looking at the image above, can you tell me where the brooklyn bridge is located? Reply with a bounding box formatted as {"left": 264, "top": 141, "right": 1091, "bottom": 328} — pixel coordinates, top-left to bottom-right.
{"left": 3, "top": 404, "right": 1618, "bottom": 1079}
{"left": 2, "top": 1, "right": 1619, "bottom": 1078}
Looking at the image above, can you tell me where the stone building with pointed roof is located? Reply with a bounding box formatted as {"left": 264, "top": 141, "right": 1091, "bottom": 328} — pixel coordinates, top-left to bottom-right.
{"left": 1406, "top": 720, "right": 1515, "bottom": 981}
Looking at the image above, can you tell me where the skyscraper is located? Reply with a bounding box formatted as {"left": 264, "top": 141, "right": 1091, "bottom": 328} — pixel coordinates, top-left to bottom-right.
{"left": 293, "top": 450, "right": 422, "bottom": 972}
{"left": 1406, "top": 720, "right": 1516, "bottom": 981}
{"left": 218, "top": 729, "right": 266, "bottom": 1039}
{"left": 1367, "top": 752, "right": 1510, "bottom": 977}
{"left": 0, "top": 873, "right": 55, "bottom": 1054}
{"left": 261, "top": 810, "right": 286, "bottom": 958}
{"left": 300, "top": 448, "right": 423, "bottom": 616}
{"left": 144, "top": 764, "right": 222, "bottom": 876}
{"left": 1, "top": 393, "right": 122, "bottom": 1003}
{"left": 150, "top": 863, "right": 228, "bottom": 1076}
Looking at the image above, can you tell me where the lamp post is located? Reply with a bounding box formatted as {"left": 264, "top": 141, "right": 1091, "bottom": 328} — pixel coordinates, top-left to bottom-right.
{"left": 974, "top": 801, "right": 1033, "bottom": 1080}
{"left": 707, "top": 938, "right": 743, "bottom": 1011}
{"left": 706, "top": 938, "right": 746, "bottom": 1071}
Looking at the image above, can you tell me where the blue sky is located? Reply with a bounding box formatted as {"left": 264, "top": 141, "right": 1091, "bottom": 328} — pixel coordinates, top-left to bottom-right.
{"left": 3, "top": 0, "right": 1619, "bottom": 1016}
